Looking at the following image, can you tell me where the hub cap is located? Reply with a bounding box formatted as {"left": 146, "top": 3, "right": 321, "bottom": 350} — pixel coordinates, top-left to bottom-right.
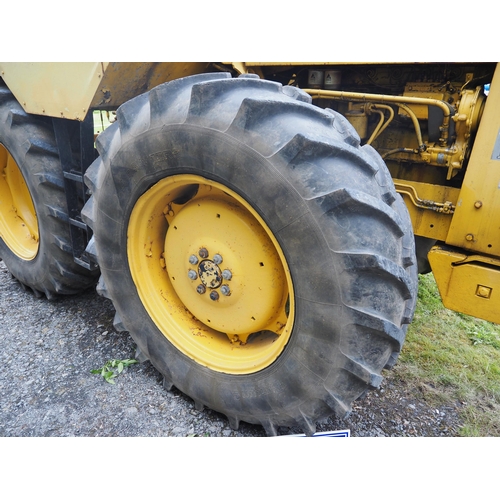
{"left": 127, "top": 174, "right": 294, "bottom": 374}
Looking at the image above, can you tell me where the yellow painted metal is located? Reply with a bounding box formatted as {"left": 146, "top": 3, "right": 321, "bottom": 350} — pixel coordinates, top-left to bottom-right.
{"left": 0, "top": 62, "right": 209, "bottom": 120}
{"left": 446, "top": 63, "right": 500, "bottom": 256}
{"left": 394, "top": 179, "right": 460, "bottom": 241}
{"left": 0, "top": 62, "right": 106, "bottom": 120}
{"left": 0, "top": 145, "right": 39, "bottom": 259}
{"left": 127, "top": 174, "right": 294, "bottom": 374}
{"left": 88, "top": 62, "right": 210, "bottom": 109}
{"left": 429, "top": 245, "right": 500, "bottom": 324}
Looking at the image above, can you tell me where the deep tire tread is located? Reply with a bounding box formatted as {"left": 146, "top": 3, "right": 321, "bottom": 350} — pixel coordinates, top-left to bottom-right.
{"left": 34, "top": 172, "right": 65, "bottom": 190}
{"left": 340, "top": 252, "right": 413, "bottom": 301}
{"left": 342, "top": 356, "right": 384, "bottom": 388}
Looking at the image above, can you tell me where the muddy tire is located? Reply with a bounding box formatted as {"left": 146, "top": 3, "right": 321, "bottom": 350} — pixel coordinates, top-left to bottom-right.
{"left": 0, "top": 86, "right": 99, "bottom": 299}
{"left": 82, "top": 73, "right": 417, "bottom": 435}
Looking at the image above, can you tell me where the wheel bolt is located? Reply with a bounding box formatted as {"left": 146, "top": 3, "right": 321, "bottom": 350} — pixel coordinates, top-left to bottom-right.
{"left": 189, "top": 255, "right": 199, "bottom": 265}
{"left": 197, "top": 284, "right": 206, "bottom": 294}
{"left": 222, "top": 269, "right": 232, "bottom": 280}
{"left": 213, "top": 254, "right": 223, "bottom": 265}
{"left": 210, "top": 291, "right": 219, "bottom": 301}
{"left": 221, "top": 285, "right": 231, "bottom": 296}
{"left": 199, "top": 248, "right": 209, "bottom": 258}
{"left": 188, "top": 270, "right": 198, "bottom": 280}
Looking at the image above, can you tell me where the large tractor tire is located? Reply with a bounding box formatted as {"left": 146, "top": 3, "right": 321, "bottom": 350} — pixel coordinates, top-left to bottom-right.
{"left": 0, "top": 86, "right": 99, "bottom": 299}
{"left": 82, "top": 73, "right": 417, "bottom": 435}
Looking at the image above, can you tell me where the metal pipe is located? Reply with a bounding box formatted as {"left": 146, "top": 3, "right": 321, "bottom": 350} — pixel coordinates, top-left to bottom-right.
{"left": 366, "top": 108, "right": 385, "bottom": 145}
{"left": 303, "top": 88, "right": 452, "bottom": 145}
{"left": 398, "top": 103, "right": 425, "bottom": 150}
{"left": 394, "top": 182, "right": 455, "bottom": 214}
{"left": 370, "top": 104, "right": 394, "bottom": 142}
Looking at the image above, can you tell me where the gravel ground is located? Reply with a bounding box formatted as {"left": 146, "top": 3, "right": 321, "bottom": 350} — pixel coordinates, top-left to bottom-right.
{"left": 0, "top": 259, "right": 463, "bottom": 437}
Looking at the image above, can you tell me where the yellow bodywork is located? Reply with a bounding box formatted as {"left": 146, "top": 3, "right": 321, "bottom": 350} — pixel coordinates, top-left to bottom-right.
{"left": 0, "top": 62, "right": 209, "bottom": 120}
{"left": 424, "top": 65, "right": 500, "bottom": 323}
{"left": 445, "top": 65, "right": 500, "bottom": 254}
{"left": 429, "top": 246, "right": 500, "bottom": 324}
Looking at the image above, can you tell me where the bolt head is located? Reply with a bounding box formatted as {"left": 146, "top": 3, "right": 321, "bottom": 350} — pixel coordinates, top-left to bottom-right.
{"left": 222, "top": 269, "right": 232, "bottom": 281}
{"left": 209, "top": 291, "right": 219, "bottom": 301}
{"left": 221, "top": 285, "right": 231, "bottom": 296}
{"left": 213, "top": 254, "right": 223, "bottom": 265}
{"left": 197, "top": 284, "right": 206, "bottom": 294}
{"left": 199, "top": 248, "right": 209, "bottom": 258}
{"left": 189, "top": 255, "right": 199, "bottom": 265}
{"left": 188, "top": 270, "right": 198, "bottom": 280}
{"left": 476, "top": 285, "right": 492, "bottom": 299}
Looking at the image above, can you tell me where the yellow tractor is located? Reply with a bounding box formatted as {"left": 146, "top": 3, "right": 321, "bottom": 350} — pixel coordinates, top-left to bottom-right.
{"left": 0, "top": 62, "right": 497, "bottom": 435}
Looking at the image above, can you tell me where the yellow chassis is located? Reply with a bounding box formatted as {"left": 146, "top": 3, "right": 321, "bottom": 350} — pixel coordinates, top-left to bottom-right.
{"left": 1, "top": 61, "right": 500, "bottom": 323}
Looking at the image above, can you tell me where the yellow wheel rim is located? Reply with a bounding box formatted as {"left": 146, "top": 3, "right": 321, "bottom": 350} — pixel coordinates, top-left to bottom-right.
{"left": 0, "top": 144, "right": 39, "bottom": 260}
{"left": 128, "top": 174, "right": 294, "bottom": 374}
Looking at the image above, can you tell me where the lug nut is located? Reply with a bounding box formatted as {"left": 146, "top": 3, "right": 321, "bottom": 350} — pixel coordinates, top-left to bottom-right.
{"left": 210, "top": 291, "right": 219, "bottom": 301}
{"left": 222, "top": 269, "right": 232, "bottom": 281}
{"left": 189, "top": 255, "right": 199, "bottom": 265}
{"left": 221, "top": 285, "right": 231, "bottom": 296}
{"left": 213, "top": 254, "right": 223, "bottom": 265}
{"left": 197, "top": 284, "right": 206, "bottom": 294}
{"left": 188, "top": 270, "right": 198, "bottom": 280}
{"left": 199, "top": 248, "right": 209, "bottom": 258}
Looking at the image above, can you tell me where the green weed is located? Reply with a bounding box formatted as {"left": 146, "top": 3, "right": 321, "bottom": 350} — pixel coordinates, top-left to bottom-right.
{"left": 91, "top": 358, "right": 138, "bottom": 384}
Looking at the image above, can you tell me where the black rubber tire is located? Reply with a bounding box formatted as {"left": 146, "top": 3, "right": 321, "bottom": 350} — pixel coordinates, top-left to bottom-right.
{"left": 82, "top": 73, "right": 418, "bottom": 435}
{"left": 0, "top": 86, "right": 99, "bottom": 299}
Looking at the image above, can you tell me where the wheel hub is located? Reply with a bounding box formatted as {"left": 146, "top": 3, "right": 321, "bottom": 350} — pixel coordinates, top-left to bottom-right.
{"left": 127, "top": 174, "right": 294, "bottom": 373}
{"left": 198, "top": 259, "right": 222, "bottom": 289}
{"left": 164, "top": 195, "right": 288, "bottom": 340}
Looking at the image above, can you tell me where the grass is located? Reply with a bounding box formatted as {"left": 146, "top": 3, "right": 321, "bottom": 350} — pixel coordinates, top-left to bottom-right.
{"left": 93, "top": 110, "right": 115, "bottom": 135}
{"left": 394, "top": 273, "right": 500, "bottom": 436}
